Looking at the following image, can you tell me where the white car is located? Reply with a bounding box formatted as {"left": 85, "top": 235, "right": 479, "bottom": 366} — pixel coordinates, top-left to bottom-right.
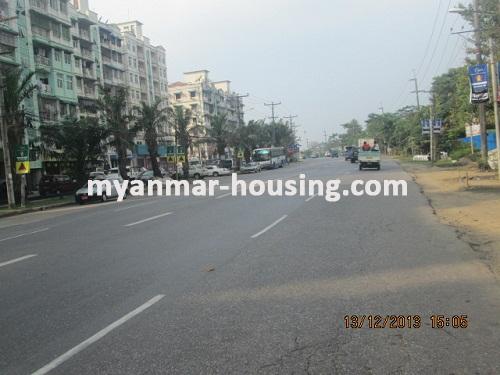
{"left": 75, "top": 175, "right": 126, "bottom": 204}
{"left": 202, "top": 165, "right": 231, "bottom": 177}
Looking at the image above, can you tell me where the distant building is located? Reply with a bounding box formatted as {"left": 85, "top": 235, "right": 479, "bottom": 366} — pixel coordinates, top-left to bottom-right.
{"left": 168, "top": 70, "right": 244, "bottom": 159}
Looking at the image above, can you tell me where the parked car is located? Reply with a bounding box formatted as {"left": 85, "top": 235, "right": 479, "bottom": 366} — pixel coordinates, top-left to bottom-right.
{"left": 203, "top": 165, "right": 231, "bottom": 177}
{"left": 136, "top": 170, "right": 171, "bottom": 183}
{"left": 38, "top": 175, "right": 79, "bottom": 197}
{"left": 106, "top": 166, "right": 145, "bottom": 179}
{"left": 75, "top": 175, "right": 125, "bottom": 204}
{"left": 240, "top": 162, "right": 262, "bottom": 173}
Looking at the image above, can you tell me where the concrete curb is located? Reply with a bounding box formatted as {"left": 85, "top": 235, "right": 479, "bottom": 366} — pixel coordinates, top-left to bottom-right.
{"left": 0, "top": 201, "right": 75, "bottom": 219}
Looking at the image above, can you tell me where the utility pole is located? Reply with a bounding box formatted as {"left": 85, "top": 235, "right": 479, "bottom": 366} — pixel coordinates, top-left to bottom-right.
{"left": 489, "top": 37, "right": 500, "bottom": 179}
{"left": 264, "top": 101, "right": 281, "bottom": 145}
{"left": 473, "top": 0, "right": 488, "bottom": 162}
{"left": 429, "top": 100, "right": 434, "bottom": 164}
{"left": 410, "top": 72, "right": 421, "bottom": 111}
{"left": 0, "top": 86, "right": 15, "bottom": 208}
{"left": 0, "top": 14, "right": 19, "bottom": 209}
{"left": 283, "top": 114, "right": 298, "bottom": 138}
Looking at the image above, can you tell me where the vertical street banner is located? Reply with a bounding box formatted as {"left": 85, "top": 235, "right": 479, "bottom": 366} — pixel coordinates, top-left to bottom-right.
{"left": 468, "top": 64, "right": 489, "bottom": 104}
{"left": 421, "top": 119, "right": 430, "bottom": 135}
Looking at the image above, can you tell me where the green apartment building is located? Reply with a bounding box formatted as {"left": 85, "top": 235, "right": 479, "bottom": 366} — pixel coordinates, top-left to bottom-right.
{"left": 0, "top": 0, "right": 168, "bottom": 188}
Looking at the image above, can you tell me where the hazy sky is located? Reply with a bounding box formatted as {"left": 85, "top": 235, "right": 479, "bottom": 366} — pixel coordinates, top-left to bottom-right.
{"left": 90, "top": 0, "right": 468, "bottom": 143}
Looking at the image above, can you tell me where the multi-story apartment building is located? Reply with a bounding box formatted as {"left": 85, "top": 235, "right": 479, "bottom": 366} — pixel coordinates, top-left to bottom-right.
{"left": 0, "top": 0, "right": 169, "bottom": 184}
{"left": 115, "top": 21, "right": 169, "bottom": 168}
{"left": 168, "top": 70, "right": 244, "bottom": 159}
{"left": 70, "top": 0, "right": 99, "bottom": 118}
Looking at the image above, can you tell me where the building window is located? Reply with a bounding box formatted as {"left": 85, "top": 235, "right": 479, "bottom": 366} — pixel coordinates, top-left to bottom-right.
{"left": 66, "top": 75, "right": 73, "bottom": 90}
{"left": 64, "top": 52, "right": 71, "bottom": 65}
{"left": 135, "top": 75, "right": 138, "bottom": 84}
{"left": 57, "top": 73, "right": 64, "bottom": 88}
{"left": 129, "top": 73, "right": 133, "bottom": 82}
{"left": 50, "top": 0, "right": 58, "bottom": 10}
{"left": 190, "top": 91, "right": 196, "bottom": 98}
{"left": 54, "top": 50, "right": 61, "bottom": 62}
{"left": 175, "top": 93, "right": 181, "bottom": 100}
{"left": 60, "top": 102, "right": 67, "bottom": 116}
{"left": 128, "top": 56, "right": 132, "bottom": 65}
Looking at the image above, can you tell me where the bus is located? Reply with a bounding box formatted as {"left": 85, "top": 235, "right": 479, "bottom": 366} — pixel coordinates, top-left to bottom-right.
{"left": 252, "top": 147, "right": 287, "bottom": 169}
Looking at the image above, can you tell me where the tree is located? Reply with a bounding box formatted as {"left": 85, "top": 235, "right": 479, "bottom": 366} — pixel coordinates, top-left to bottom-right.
{"left": 134, "top": 99, "right": 167, "bottom": 177}
{"left": 2, "top": 68, "right": 38, "bottom": 205}
{"left": 40, "top": 117, "right": 108, "bottom": 184}
{"left": 339, "top": 119, "right": 364, "bottom": 147}
{"left": 97, "top": 87, "right": 134, "bottom": 179}
{"left": 207, "top": 113, "right": 229, "bottom": 158}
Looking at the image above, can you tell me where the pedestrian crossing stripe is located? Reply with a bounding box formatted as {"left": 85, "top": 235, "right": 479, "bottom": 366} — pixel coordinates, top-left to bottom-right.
{"left": 16, "top": 161, "right": 30, "bottom": 174}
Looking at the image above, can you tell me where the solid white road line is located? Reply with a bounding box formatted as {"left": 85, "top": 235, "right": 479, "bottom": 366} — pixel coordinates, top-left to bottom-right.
{"left": 305, "top": 194, "right": 316, "bottom": 202}
{"left": 124, "top": 212, "right": 173, "bottom": 227}
{"left": 31, "top": 294, "right": 165, "bottom": 375}
{"left": 0, "top": 228, "right": 49, "bottom": 243}
{"left": 251, "top": 215, "right": 288, "bottom": 239}
{"left": 0, "top": 254, "right": 38, "bottom": 269}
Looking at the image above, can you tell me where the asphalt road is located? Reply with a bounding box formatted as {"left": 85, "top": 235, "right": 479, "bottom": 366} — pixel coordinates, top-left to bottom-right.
{"left": 1, "top": 158, "right": 500, "bottom": 374}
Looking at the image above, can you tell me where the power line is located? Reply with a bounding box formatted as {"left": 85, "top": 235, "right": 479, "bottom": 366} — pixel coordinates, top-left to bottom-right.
{"left": 415, "top": 0, "right": 444, "bottom": 77}
{"left": 420, "top": 0, "right": 453, "bottom": 85}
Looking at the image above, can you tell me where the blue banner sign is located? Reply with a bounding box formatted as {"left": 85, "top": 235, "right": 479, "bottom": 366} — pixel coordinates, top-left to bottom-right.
{"left": 468, "top": 64, "right": 489, "bottom": 104}
{"left": 421, "top": 119, "right": 430, "bottom": 135}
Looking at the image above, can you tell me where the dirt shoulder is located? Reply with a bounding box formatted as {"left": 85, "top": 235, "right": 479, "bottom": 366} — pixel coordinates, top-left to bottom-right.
{"left": 399, "top": 160, "right": 500, "bottom": 278}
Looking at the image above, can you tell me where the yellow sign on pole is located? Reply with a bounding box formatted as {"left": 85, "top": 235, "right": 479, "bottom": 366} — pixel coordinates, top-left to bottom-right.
{"left": 177, "top": 155, "right": 186, "bottom": 163}
{"left": 16, "top": 161, "right": 30, "bottom": 174}
{"left": 167, "top": 155, "right": 175, "bottom": 163}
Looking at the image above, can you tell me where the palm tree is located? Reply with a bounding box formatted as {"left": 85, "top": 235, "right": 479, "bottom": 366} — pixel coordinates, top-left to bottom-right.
{"left": 2, "top": 68, "right": 38, "bottom": 206}
{"left": 169, "top": 106, "right": 205, "bottom": 178}
{"left": 97, "top": 87, "right": 134, "bottom": 179}
{"left": 207, "top": 113, "right": 229, "bottom": 158}
{"left": 134, "top": 99, "right": 167, "bottom": 177}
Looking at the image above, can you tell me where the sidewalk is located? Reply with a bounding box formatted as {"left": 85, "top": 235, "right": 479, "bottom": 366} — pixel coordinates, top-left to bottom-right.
{"left": 0, "top": 196, "right": 75, "bottom": 219}
{"left": 399, "top": 159, "right": 500, "bottom": 278}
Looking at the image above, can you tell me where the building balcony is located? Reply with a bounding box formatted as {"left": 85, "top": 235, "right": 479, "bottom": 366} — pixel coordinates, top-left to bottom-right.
{"left": 31, "top": 25, "right": 72, "bottom": 49}
{"left": 39, "top": 110, "right": 58, "bottom": 122}
{"left": 79, "top": 30, "right": 91, "bottom": 42}
{"left": 29, "top": 0, "right": 48, "bottom": 13}
{"left": 29, "top": 0, "right": 70, "bottom": 25}
{"left": 34, "top": 54, "right": 50, "bottom": 69}
{"left": 0, "top": 29, "right": 17, "bottom": 49}
{"left": 82, "top": 50, "right": 93, "bottom": 61}
{"left": 102, "top": 60, "right": 124, "bottom": 72}
{"left": 82, "top": 68, "right": 95, "bottom": 80}
{"left": 38, "top": 83, "right": 53, "bottom": 96}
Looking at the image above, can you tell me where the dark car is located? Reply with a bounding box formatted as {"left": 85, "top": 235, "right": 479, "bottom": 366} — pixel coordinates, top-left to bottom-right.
{"left": 331, "top": 150, "right": 339, "bottom": 158}
{"left": 38, "top": 175, "right": 79, "bottom": 197}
